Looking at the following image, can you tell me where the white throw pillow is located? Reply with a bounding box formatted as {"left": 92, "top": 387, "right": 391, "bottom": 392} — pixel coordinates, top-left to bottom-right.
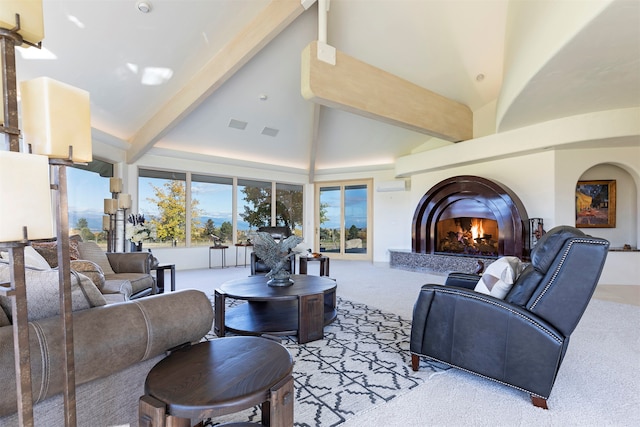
{"left": 1, "top": 246, "right": 52, "bottom": 270}
{"left": 474, "top": 256, "right": 523, "bottom": 299}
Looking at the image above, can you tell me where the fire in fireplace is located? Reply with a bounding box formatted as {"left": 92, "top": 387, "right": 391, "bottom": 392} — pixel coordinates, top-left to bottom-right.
{"left": 437, "top": 217, "right": 499, "bottom": 256}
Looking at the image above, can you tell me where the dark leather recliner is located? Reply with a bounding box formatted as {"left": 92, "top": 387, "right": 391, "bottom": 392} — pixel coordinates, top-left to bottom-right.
{"left": 410, "top": 226, "right": 609, "bottom": 409}
{"left": 250, "top": 226, "right": 295, "bottom": 275}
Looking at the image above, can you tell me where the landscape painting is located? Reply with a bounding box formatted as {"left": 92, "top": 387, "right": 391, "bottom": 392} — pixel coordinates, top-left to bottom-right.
{"left": 575, "top": 180, "right": 616, "bottom": 228}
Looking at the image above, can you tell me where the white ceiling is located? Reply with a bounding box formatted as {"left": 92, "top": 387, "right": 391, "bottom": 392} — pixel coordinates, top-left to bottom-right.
{"left": 13, "top": 0, "right": 640, "bottom": 177}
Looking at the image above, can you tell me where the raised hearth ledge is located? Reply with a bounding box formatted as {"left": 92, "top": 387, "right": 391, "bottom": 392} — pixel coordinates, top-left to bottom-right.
{"left": 389, "top": 249, "right": 496, "bottom": 275}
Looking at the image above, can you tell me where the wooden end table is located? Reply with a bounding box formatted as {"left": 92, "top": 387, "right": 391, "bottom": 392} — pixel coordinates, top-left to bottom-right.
{"left": 139, "top": 337, "right": 294, "bottom": 426}
{"left": 214, "top": 274, "right": 337, "bottom": 344}
{"left": 299, "top": 255, "right": 330, "bottom": 276}
{"left": 151, "top": 264, "right": 175, "bottom": 293}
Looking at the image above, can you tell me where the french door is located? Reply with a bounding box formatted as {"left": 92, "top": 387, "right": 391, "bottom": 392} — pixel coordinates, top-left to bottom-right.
{"left": 315, "top": 180, "right": 372, "bottom": 260}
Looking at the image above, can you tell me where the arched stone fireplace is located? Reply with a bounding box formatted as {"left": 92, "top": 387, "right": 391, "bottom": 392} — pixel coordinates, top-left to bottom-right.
{"left": 412, "top": 175, "right": 530, "bottom": 259}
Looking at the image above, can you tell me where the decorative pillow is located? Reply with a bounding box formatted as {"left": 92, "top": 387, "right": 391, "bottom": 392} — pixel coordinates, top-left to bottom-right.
{"left": 77, "top": 241, "right": 115, "bottom": 276}
{"left": 474, "top": 256, "right": 524, "bottom": 299}
{"left": 71, "top": 259, "right": 106, "bottom": 291}
{"left": 32, "top": 237, "right": 81, "bottom": 268}
{"left": 0, "top": 262, "right": 107, "bottom": 323}
{"left": 24, "top": 246, "right": 53, "bottom": 270}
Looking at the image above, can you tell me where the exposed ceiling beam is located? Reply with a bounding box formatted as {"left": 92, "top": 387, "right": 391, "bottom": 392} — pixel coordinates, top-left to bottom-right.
{"left": 126, "top": 0, "right": 311, "bottom": 163}
{"left": 301, "top": 41, "right": 473, "bottom": 142}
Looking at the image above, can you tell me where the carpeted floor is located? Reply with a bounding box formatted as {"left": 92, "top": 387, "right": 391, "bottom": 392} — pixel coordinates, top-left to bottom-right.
{"left": 175, "top": 261, "right": 640, "bottom": 426}
{"left": 202, "top": 297, "right": 445, "bottom": 426}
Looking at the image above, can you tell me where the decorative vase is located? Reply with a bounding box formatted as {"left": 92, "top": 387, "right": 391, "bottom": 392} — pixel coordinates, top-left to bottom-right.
{"left": 131, "top": 241, "right": 143, "bottom": 252}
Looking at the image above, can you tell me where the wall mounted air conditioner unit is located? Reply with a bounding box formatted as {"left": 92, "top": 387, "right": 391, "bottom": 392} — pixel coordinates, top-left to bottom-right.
{"left": 376, "top": 180, "right": 409, "bottom": 192}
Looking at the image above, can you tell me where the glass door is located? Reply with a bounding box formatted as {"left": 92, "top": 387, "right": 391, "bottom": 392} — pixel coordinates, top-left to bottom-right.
{"left": 316, "top": 180, "right": 371, "bottom": 260}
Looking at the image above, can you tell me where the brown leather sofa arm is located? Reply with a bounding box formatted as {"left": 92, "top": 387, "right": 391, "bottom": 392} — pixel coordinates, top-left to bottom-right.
{"left": 0, "top": 289, "right": 213, "bottom": 417}
{"left": 106, "top": 252, "right": 151, "bottom": 274}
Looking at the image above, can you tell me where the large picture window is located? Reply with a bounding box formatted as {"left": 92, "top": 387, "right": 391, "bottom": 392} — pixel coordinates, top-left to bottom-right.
{"left": 191, "top": 174, "right": 233, "bottom": 246}
{"left": 138, "top": 169, "right": 188, "bottom": 248}
{"left": 67, "top": 159, "right": 113, "bottom": 248}
{"left": 137, "top": 170, "right": 303, "bottom": 247}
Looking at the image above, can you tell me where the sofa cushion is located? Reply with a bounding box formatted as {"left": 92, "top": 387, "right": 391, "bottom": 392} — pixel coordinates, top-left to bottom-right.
{"left": 0, "top": 262, "right": 107, "bottom": 322}
{"left": 1, "top": 246, "right": 54, "bottom": 270}
{"left": 71, "top": 260, "right": 106, "bottom": 291}
{"left": 108, "top": 272, "right": 154, "bottom": 295}
{"left": 0, "top": 304, "right": 9, "bottom": 327}
{"left": 474, "top": 256, "right": 524, "bottom": 299}
{"left": 77, "top": 241, "right": 115, "bottom": 275}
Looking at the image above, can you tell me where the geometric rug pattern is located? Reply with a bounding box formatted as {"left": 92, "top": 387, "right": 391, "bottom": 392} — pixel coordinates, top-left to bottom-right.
{"left": 203, "top": 297, "right": 446, "bottom": 426}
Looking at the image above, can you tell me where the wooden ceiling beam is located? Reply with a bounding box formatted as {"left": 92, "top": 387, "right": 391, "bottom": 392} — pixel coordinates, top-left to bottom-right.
{"left": 126, "top": 0, "right": 310, "bottom": 163}
{"left": 301, "top": 41, "right": 473, "bottom": 142}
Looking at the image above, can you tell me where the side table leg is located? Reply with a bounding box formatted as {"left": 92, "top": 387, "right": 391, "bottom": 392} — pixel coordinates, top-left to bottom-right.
{"left": 262, "top": 374, "right": 294, "bottom": 427}
{"left": 139, "top": 395, "right": 166, "bottom": 427}
{"left": 214, "top": 290, "right": 226, "bottom": 337}
{"left": 298, "top": 293, "right": 324, "bottom": 344}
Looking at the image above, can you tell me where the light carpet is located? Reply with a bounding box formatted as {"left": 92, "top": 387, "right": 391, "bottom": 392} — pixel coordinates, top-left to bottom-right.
{"left": 202, "top": 297, "right": 445, "bottom": 426}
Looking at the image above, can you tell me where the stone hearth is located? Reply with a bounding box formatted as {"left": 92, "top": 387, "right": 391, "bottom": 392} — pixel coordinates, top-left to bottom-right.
{"left": 389, "top": 250, "right": 495, "bottom": 275}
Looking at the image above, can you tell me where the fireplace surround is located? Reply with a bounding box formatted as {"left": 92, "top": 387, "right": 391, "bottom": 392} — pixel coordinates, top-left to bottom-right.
{"left": 412, "top": 175, "right": 530, "bottom": 260}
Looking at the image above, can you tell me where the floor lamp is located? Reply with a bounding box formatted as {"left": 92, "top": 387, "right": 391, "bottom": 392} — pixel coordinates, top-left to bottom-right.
{"left": 1, "top": 3, "right": 92, "bottom": 426}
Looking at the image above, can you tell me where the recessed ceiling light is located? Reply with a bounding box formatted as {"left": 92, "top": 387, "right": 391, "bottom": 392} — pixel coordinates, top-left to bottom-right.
{"left": 137, "top": 2, "right": 152, "bottom": 13}
{"left": 259, "top": 94, "right": 268, "bottom": 101}
{"left": 476, "top": 74, "right": 485, "bottom": 82}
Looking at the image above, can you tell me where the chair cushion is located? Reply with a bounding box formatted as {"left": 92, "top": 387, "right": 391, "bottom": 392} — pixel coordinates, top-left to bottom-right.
{"left": 77, "top": 241, "right": 116, "bottom": 275}
{"left": 0, "top": 262, "right": 107, "bottom": 322}
{"left": 105, "top": 272, "right": 154, "bottom": 295}
{"left": 1, "top": 246, "right": 53, "bottom": 270}
{"left": 474, "top": 256, "right": 524, "bottom": 299}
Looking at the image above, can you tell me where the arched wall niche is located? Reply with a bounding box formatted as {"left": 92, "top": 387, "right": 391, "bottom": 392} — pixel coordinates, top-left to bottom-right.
{"left": 577, "top": 163, "right": 638, "bottom": 249}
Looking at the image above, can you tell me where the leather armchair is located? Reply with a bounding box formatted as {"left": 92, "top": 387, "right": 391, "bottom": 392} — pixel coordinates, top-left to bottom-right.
{"left": 410, "top": 226, "right": 609, "bottom": 408}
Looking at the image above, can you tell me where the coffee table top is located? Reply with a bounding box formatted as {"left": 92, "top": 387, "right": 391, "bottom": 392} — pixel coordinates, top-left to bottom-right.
{"left": 219, "top": 274, "right": 336, "bottom": 300}
{"left": 145, "top": 337, "right": 293, "bottom": 419}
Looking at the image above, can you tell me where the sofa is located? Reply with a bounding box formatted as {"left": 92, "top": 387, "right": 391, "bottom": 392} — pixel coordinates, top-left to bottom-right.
{"left": 0, "top": 251, "right": 214, "bottom": 425}
{"left": 32, "top": 239, "right": 156, "bottom": 301}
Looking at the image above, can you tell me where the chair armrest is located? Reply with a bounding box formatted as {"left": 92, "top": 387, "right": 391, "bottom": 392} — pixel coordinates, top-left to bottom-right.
{"left": 106, "top": 252, "right": 151, "bottom": 274}
{"left": 444, "top": 272, "right": 480, "bottom": 289}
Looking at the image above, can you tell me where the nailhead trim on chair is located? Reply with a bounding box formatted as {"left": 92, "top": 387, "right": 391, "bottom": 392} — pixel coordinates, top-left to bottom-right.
{"left": 412, "top": 352, "right": 549, "bottom": 400}
{"left": 530, "top": 238, "right": 609, "bottom": 310}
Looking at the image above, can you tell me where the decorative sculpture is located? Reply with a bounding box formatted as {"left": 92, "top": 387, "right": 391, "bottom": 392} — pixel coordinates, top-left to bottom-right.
{"left": 252, "top": 231, "right": 303, "bottom": 286}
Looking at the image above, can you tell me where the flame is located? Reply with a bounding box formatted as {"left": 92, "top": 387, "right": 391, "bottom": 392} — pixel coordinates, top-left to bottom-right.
{"left": 470, "top": 219, "right": 484, "bottom": 240}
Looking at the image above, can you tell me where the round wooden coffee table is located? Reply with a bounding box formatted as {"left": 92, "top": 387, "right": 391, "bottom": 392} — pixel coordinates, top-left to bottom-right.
{"left": 139, "top": 337, "right": 294, "bottom": 426}
{"left": 214, "top": 274, "right": 337, "bottom": 344}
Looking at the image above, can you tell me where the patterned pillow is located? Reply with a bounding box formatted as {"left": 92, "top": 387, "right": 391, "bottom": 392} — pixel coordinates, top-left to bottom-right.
{"left": 71, "top": 259, "right": 106, "bottom": 291}
{"left": 32, "top": 237, "right": 81, "bottom": 268}
{"left": 474, "top": 256, "right": 524, "bottom": 299}
{"left": 0, "top": 262, "right": 107, "bottom": 322}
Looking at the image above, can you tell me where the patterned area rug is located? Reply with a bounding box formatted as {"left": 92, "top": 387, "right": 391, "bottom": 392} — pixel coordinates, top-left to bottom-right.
{"left": 202, "top": 297, "right": 447, "bottom": 426}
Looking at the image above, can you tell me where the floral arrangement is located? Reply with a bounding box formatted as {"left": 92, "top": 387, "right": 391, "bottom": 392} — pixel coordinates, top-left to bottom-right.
{"left": 126, "top": 214, "right": 157, "bottom": 243}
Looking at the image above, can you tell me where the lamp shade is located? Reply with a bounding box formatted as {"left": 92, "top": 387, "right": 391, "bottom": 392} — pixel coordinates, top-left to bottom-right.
{"left": 0, "top": 150, "right": 54, "bottom": 242}
{"left": 0, "top": 0, "right": 44, "bottom": 45}
{"left": 20, "top": 77, "right": 92, "bottom": 163}
{"left": 102, "top": 215, "right": 110, "bottom": 231}
{"left": 109, "top": 177, "right": 122, "bottom": 193}
{"left": 104, "top": 199, "right": 117, "bottom": 215}
{"left": 118, "top": 193, "right": 131, "bottom": 209}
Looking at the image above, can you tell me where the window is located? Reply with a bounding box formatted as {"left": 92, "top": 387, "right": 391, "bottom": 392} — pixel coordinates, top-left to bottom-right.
{"left": 276, "top": 183, "right": 304, "bottom": 236}
{"left": 237, "top": 179, "right": 272, "bottom": 241}
{"left": 138, "top": 169, "right": 303, "bottom": 246}
{"left": 67, "top": 159, "right": 113, "bottom": 248}
{"left": 138, "top": 169, "right": 187, "bottom": 248}
{"left": 191, "top": 174, "right": 233, "bottom": 246}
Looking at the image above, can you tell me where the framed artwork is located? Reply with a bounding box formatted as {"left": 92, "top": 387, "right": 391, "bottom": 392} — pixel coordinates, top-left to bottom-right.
{"left": 575, "top": 180, "right": 616, "bottom": 228}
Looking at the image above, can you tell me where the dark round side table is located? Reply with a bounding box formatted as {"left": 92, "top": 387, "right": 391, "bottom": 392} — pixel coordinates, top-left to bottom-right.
{"left": 139, "top": 336, "right": 294, "bottom": 426}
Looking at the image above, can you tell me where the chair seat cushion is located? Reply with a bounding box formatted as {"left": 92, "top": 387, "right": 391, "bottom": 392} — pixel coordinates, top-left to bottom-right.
{"left": 106, "top": 273, "right": 154, "bottom": 294}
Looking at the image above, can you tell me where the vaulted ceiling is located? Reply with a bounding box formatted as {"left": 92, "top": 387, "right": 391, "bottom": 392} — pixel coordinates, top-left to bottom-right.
{"left": 14, "top": 0, "right": 640, "bottom": 179}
